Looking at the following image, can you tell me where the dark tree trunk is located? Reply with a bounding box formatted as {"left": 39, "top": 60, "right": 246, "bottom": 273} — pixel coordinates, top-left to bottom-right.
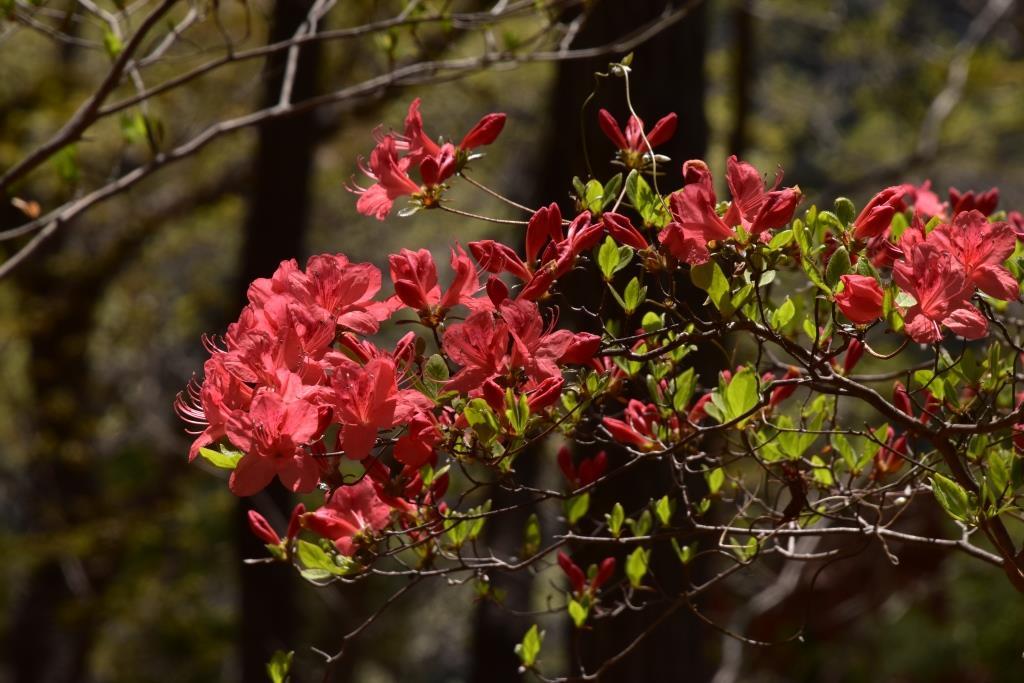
{"left": 235, "top": 0, "right": 322, "bottom": 680}
{"left": 536, "top": 1, "right": 714, "bottom": 681}
{"left": 729, "top": 5, "right": 754, "bottom": 158}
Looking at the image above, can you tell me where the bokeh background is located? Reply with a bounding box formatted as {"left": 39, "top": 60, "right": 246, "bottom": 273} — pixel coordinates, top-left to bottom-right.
{"left": 2, "top": 0, "right": 1024, "bottom": 681}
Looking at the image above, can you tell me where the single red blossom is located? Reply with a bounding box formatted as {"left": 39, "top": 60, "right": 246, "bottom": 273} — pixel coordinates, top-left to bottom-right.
{"left": 928, "top": 210, "right": 1019, "bottom": 301}
{"left": 893, "top": 382, "right": 914, "bottom": 416}
{"left": 598, "top": 109, "right": 678, "bottom": 154}
{"left": 592, "top": 557, "right": 616, "bottom": 591}
{"left": 893, "top": 243, "right": 988, "bottom": 343}
{"left": 468, "top": 239, "right": 531, "bottom": 281}
{"left": 1008, "top": 211, "right": 1024, "bottom": 239}
{"left": 602, "top": 400, "right": 662, "bottom": 451}
{"left": 390, "top": 245, "right": 491, "bottom": 321}
{"left": 526, "top": 203, "right": 564, "bottom": 265}
{"left": 329, "top": 356, "right": 432, "bottom": 460}
{"left": 226, "top": 393, "right": 321, "bottom": 496}
{"left": 502, "top": 299, "right": 576, "bottom": 382}
{"left": 352, "top": 135, "right": 421, "bottom": 220}
{"left": 853, "top": 185, "right": 911, "bottom": 239}
{"left": 602, "top": 212, "right": 649, "bottom": 250}
{"left": 525, "top": 376, "right": 565, "bottom": 412}
{"left": 843, "top": 338, "right": 865, "bottom": 375}
{"left": 659, "top": 165, "right": 730, "bottom": 264}
{"left": 558, "top": 551, "right": 588, "bottom": 594}
{"left": 875, "top": 430, "right": 907, "bottom": 475}
{"left": 835, "top": 274, "right": 884, "bottom": 325}
{"left": 247, "top": 510, "right": 282, "bottom": 546}
{"left": 394, "top": 412, "right": 441, "bottom": 469}
{"left": 294, "top": 254, "right": 395, "bottom": 334}
{"left": 560, "top": 332, "right": 602, "bottom": 365}
{"left": 302, "top": 477, "right": 395, "bottom": 556}
{"left": 688, "top": 393, "right": 714, "bottom": 423}
{"left": 558, "top": 447, "right": 608, "bottom": 488}
{"left": 443, "top": 312, "right": 511, "bottom": 392}
{"left": 911, "top": 180, "right": 947, "bottom": 220}
{"left": 949, "top": 186, "right": 999, "bottom": 217}
{"left": 721, "top": 155, "right": 801, "bottom": 237}
{"left": 286, "top": 503, "right": 306, "bottom": 542}
{"left": 577, "top": 451, "right": 608, "bottom": 487}
{"left": 768, "top": 367, "right": 801, "bottom": 408}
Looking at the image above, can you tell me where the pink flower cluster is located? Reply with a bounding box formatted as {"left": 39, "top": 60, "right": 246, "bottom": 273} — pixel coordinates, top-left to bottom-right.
{"left": 350, "top": 99, "right": 505, "bottom": 220}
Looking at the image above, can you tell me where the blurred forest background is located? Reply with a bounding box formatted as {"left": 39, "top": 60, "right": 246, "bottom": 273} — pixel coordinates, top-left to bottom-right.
{"left": 3, "top": 0, "right": 1024, "bottom": 681}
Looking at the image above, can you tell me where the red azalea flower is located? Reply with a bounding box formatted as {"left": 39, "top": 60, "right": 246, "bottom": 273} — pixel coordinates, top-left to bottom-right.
{"left": 352, "top": 135, "right": 421, "bottom": 220}
{"left": 853, "top": 185, "right": 911, "bottom": 239}
{"left": 328, "top": 356, "right": 432, "bottom": 460}
{"left": 303, "top": 477, "right": 395, "bottom": 556}
{"left": 949, "top": 186, "right": 999, "bottom": 217}
{"left": 226, "top": 393, "right": 322, "bottom": 496}
{"left": 598, "top": 108, "right": 678, "bottom": 155}
{"left": 928, "top": 210, "right": 1019, "bottom": 301}
{"left": 721, "top": 155, "right": 801, "bottom": 237}
{"left": 835, "top": 274, "right": 884, "bottom": 325}
{"left": 893, "top": 243, "right": 987, "bottom": 343}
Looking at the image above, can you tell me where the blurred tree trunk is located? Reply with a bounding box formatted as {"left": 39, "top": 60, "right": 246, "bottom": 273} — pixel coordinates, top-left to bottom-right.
{"left": 234, "top": 0, "right": 323, "bottom": 680}
{"left": 729, "top": 4, "right": 754, "bottom": 158}
{"left": 234, "top": 0, "right": 325, "bottom": 679}
{"left": 538, "top": 1, "right": 713, "bottom": 681}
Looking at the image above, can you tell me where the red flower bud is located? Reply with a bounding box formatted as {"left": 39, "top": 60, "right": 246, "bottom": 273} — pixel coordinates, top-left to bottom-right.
{"left": 247, "top": 510, "right": 281, "bottom": 546}
{"left": 769, "top": 367, "right": 801, "bottom": 408}
{"left": 485, "top": 275, "right": 509, "bottom": 307}
{"left": 557, "top": 446, "right": 577, "bottom": 485}
{"left": 843, "top": 338, "right": 865, "bottom": 375}
{"left": 603, "top": 212, "right": 649, "bottom": 250}
{"left": 459, "top": 112, "right": 506, "bottom": 150}
{"left": 577, "top": 451, "right": 608, "bottom": 486}
{"left": 560, "top": 332, "right": 602, "bottom": 365}
{"left": 853, "top": 185, "right": 909, "bottom": 239}
{"left": 893, "top": 382, "right": 913, "bottom": 416}
{"left": 286, "top": 503, "right": 306, "bottom": 542}
{"left": 557, "top": 551, "right": 587, "bottom": 594}
{"left": 835, "top": 274, "right": 884, "bottom": 324}
{"left": 526, "top": 376, "right": 564, "bottom": 412}
{"left": 591, "top": 557, "right": 616, "bottom": 592}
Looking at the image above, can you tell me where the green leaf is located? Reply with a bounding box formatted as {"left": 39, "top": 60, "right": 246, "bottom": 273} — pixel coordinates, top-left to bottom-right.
{"left": 266, "top": 650, "right": 294, "bottom": 683}
{"left": 771, "top": 297, "right": 795, "bottom": 330}
{"left": 825, "top": 246, "right": 851, "bottom": 288}
{"left": 671, "top": 539, "right": 695, "bottom": 565}
{"left": 606, "top": 502, "right": 625, "bottom": 538}
{"left": 894, "top": 290, "right": 918, "bottom": 308}
{"left": 566, "top": 493, "right": 591, "bottom": 526}
{"left": 625, "top": 547, "right": 650, "bottom": 588}
{"left": 690, "top": 261, "right": 732, "bottom": 315}
{"left": 622, "top": 276, "right": 646, "bottom": 315}
{"left": 723, "top": 367, "right": 759, "bottom": 425}
{"left": 931, "top": 473, "right": 973, "bottom": 523}
{"left": 103, "top": 29, "right": 124, "bottom": 58}
{"left": 655, "top": 495, "right": 674, "bottom": 526}
{"left": 505, "top": 389, "right": 530, "bottom": 435}
{"left": 464, "top": 398, "right": 500, "bottom": 444}
{"left": 602, "top": 173, "right": 624, "bottom": 209}
{"left": 628, "top": 510, "right": 652, "bottom": 537}
{"left": 515, "top": 624, "right": 544, "bottom": 667}
{"left": 597, "top": 236, "right": 620, "bottom": 281}
{"left": 568, "top": 599, "right": 589, "bottom": 627}
{"left": 834, "top": 197, "right": 856, "bottom": 225}
{"left": 197, "top": 446, "right": 243, "bottom": 470}
{"left": 625, "top": 172, "right": 669, "bottom": 227}
{"left": 296, "top": 540, "right": 348, "bottom": 579}
{"left": 672, "top": 368, "right": 697, "bottom": 413}
{"left": 768, "top": 229, "right": 794, "bottom": 250}
{"left": 706, "top": 467, "right": 725, "bottom": 495}
{"left": 584, "top": 179, "right": 605, "bottom": 214}
{"left": 522, "top": 513, "right": 541, "bottom": 557}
